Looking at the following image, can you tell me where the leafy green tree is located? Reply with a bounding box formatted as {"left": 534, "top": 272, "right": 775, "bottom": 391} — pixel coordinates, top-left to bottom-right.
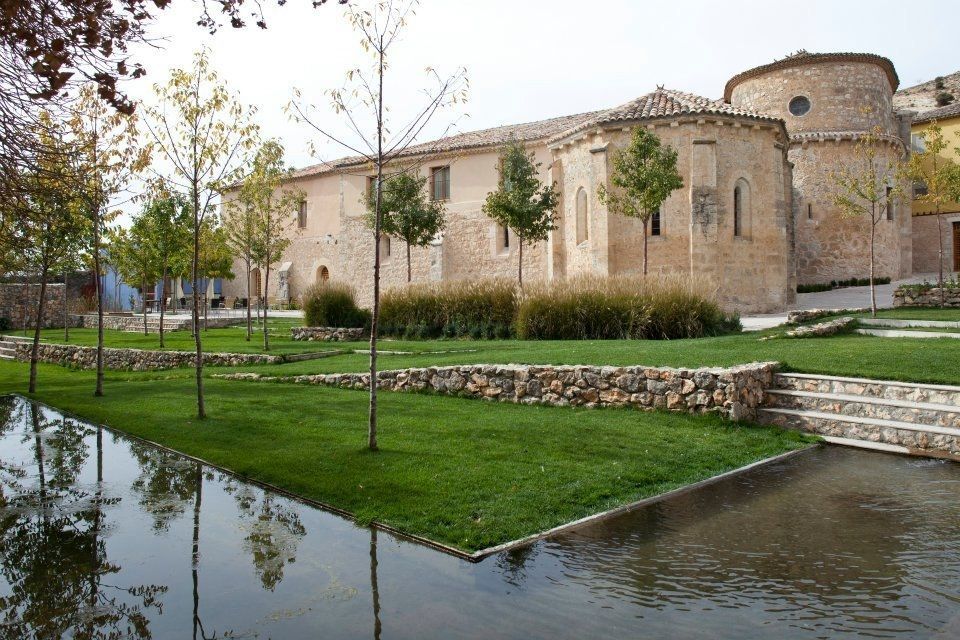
{"left": 483, "top": 140, "right": 559, "bottom": 285}
{"left": 365, "top": 171, "right": 445, "bottom": 282}
{"left": 224, "top": 195, "right": 260, "bottom": 342}
{"left": 15, "top": 116, "right": 89, "bottom": 393}
{"left": 198, "top": 215, "right": 235, "bottom": 332}
{"left": 142, "top": 193, "right": 192, "bottom": 347}
{"left": 832, "top": 126, "right": 903, "bottom": 316}
{"left": 243, "top": 140, "right": 302, "bottom": 351}
{"left": 107, "top": 217, "right": 160, "bottom": 336}
{"left": 597, "top": 128, "right": 683, "bottom": 276}
{"left": 143, "top": 49, "right": 258, "bottom": 419}
{"left": 906, "top": 123, "right": 960, "bottom": 307}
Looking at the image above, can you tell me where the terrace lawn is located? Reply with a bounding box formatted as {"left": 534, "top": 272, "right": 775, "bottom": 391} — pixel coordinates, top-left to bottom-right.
{"left": 0, "top": 360, "right": 811, "bottom": 553}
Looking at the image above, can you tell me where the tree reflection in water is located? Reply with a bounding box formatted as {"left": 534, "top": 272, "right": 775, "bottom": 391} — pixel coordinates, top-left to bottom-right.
{"left": 0, "top": 397, "right": 166, "bottom": 639}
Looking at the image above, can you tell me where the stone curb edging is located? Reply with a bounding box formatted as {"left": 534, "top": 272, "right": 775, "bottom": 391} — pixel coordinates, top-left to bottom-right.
{"left": 468, "top": 445, "right": 819, "bottom": 561}
{"left": 215, "top": 361, "right": 778, "bottom": 421}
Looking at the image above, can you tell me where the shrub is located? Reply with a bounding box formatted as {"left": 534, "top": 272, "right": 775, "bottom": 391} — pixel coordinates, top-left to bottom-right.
{"left": 515, "top": 275, "right": 739, "bottom": 340}
{"left": 797, "top": 276, "right": 892, "bottom": 293}
{"left": 935, "top": 91, "right": 955, "bottom": 107}
{"left": 380, "top": 279, "right": 517, "bottom": 339}
{"left": 302, "top": 282, "right": 370, "bottom": 329}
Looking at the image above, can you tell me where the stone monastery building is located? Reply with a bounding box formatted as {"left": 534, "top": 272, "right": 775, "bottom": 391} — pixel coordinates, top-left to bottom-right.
{"left": 226, "top": 51, "right": 923, "bottom": 313}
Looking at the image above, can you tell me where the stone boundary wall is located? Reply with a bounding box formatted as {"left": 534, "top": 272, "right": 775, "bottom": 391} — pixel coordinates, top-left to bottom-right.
{"left": 13, "top": 342, "right": 282, "bottom": 371}
{"left": 77, "top": 314, "right": 236, "bottom": 332}
{"left": 0, "top": 283, "right": 73, "bottom": 329}
{"left": 291, "top": 327, "right": 365, "bottom": 342}
{"left": 894, "top": 286, "right": 960, "bottom": 308}
{"left": 219, "top": 362, "right": 778, "bottom": 421}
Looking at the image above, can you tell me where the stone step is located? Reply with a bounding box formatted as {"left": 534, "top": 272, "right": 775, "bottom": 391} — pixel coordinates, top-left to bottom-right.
{"left": 859, "top": 318, "right": 960, "bottom": 329}
{"left": 856, "top": 328, "right": 960, "bottom": 339}
{"left": 765, "top": 389, "right": 960, "bottom": 428}
{"left": 774, "top": 373, "right": 960, "bottom": 406}
{"left": 0, "top": 335, "right": 33, "bottom": 344}
{"left": 759, "top": 407, "right": 960, "bottom": 459}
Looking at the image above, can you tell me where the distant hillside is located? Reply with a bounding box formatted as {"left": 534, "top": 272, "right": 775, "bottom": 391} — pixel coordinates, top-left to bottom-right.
{"left": 894, "top": 70, "right": 960, "bottom": 113}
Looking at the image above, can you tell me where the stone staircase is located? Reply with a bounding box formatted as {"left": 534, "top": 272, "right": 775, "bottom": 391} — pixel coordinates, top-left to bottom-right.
{"left": 759, "top": 372, "right": 960, "bottom": 461}
{"left": 0, "top": 335, "right": 33, "bottom": 361}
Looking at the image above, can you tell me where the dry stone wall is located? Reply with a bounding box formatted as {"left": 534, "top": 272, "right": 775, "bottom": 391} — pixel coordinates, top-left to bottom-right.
{"left": 0, "top": 283, "right": 72, "bottom": 329}
{"left": 14, "top": 342, "right": 282, "bottom": 370}
{"left": 291, "top": 327, "right": 365, "bottom": 342}
{"left": 219, "top": 361, "right": 777, "bottom": 421}
{"left": 894, "top": 286, "right": 960, "bottom": 308}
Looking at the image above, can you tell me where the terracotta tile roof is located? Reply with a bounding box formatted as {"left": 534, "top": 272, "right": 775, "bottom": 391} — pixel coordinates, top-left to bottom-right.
{"left": 913, "top": 100, "right": 960, "bottom": 124}
{"left": 287, "top": 110, "right": 604, "bottom": 180}
{"left": 724, "top": 51, "right": 899, "bottom": 101}
{"left": 547, "top": 89, "right": 781, "bottom": 144}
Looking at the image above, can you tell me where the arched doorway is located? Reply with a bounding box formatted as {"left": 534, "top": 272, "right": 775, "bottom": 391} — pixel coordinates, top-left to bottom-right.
{"left": 250, "top": 268, "right": 262, "bottom": 300}
{"left": 316, "top": 265, "right": 330, "bottom": 284}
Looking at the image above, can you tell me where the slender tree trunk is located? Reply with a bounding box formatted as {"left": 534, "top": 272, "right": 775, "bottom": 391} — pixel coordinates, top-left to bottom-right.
{"left": 63, "top": 270, "right": 70, "bottom": 342}
{"left": 29, "top": 263, "right": 49, "bottom": 393}
{"left": 406, "top": 241, "right": 412, "bottom": 283}
{"left": 936, "top": 206, "right": 945, "bottom": 307}
{"left": 93, "top": 209, "right": 105, "bottom": 397}
{"left": 870, "top": 215, "right": 877, "bottom": 317}
{"left": 191, "top": 187, "right": 205, "bottom": 419}
{"left": 518, "top": 238, "right": 523, "bottom": 287}
{"left": 142, "top": 275, "right": 148, "bottom": 335}
{"left": 368, "top": 47, "right": 385, "bottom": 453}
{"left": 643, "top": 218, "right": 649, "bottom": 277}
{"left": 263, "top": 257, "right": 271, "bottom": 351}
{"left": 160, "top": 265, "right": 168, "bottom": 348}
{"left": 191, "top": 463, "right": 203, "bottom": 640}
{"left": 245, "top": 256, "right": 252, "bottom": 341}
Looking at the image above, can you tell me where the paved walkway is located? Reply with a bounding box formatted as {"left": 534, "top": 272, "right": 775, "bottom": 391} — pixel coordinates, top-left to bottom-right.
{"left": 741, "top": 273, "right": 942, "bottom": 332}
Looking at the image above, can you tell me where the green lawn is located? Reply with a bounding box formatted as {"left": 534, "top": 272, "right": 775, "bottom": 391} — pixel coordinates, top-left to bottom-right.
{"left": 859, "top": 307, "right": 960, "bottom": 322}
{"left": 0, "top": 360, "right": 811, "bottom": 553}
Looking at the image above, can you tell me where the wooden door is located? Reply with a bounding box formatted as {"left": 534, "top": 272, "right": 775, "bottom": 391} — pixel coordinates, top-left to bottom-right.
{"left": 954, "top": 222, "right": 960, "bottom": 272}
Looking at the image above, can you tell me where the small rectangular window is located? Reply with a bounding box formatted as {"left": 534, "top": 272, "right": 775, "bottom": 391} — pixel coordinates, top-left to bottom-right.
{"left": 807, "top": 203, "right": 813, "bottom": 220}
{"left": 911, "top": 133, "right": 926, "bottom": 154}
{"left": 650, "top": 209, "right": 662, "bottom": 236}
{"left": 913, "top": 181, "right": 928, "bottom": 198}
{"left": 297, "top": 201, "right": 307, "bottom": 229}
{"left": 885, "top": 186, "right": 894, "bottom": 221}
{"left": 431, "top": 166, "right": 450, "bottom": 201}
{"left": 367, "top": 176, "right": 377, "bottom": 200}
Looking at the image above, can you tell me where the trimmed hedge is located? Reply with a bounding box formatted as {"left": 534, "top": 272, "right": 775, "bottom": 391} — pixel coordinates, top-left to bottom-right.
{"left": 302, "top": 282, "right": 370, "bottom": 329}
{"left": 797, "top": 276, "right": 892, "bottom": 294}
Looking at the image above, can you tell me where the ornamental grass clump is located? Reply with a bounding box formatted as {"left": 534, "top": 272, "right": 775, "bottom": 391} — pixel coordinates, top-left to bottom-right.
{"left": 302, "top": 281, "right": 370, "bottom": 329}
{"left": 379, "top": 279, "right": 517, "bottom": 339}
{"left": 515, "top": 275, "right": 739, "bottom": 340}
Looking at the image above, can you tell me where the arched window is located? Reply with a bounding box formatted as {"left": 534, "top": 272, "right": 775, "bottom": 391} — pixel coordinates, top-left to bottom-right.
{"left": 250, "top": 268, "right": 262, "bottom": 300}
{"left": 316, "top": 265, "right": 330, "bottom": 284}
{"left": 650, "top": 208, "right": 662, "bottom": 236}
{"left": 576, "top": 188, "right": 589, "bottom": 245}
{"left": 733, "top": 178, "right": 751, "bottom": 238}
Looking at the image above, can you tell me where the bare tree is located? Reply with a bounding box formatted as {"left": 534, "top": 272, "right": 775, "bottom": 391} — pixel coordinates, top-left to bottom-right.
{"left": 290, "top": 0, "right": 467, "bottom": 451}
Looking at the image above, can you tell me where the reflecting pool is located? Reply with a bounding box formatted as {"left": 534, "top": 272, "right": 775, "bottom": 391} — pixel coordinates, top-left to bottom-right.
{"left": 1, "top": 396, "right": 958, "bottom": 639}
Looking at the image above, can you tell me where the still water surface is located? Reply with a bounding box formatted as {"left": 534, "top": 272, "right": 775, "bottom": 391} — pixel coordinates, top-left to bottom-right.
{"left": 1, "top": 395, "right": 958, "bottom": 639}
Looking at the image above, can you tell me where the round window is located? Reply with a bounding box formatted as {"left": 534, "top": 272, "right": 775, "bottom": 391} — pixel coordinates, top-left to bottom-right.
{"left": 789, "top": 95, "right": 811, "bottom": 117}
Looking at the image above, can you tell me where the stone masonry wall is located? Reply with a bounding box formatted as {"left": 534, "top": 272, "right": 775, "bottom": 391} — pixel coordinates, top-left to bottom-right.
{"left": 0, "top": 283, "right": 70, "bottom": 329}
{"left": 220, "top": 361, "right": 777, "bottom": 421}
{"left": 291, "top": 327, "right": 365, "bottom": 342}
{"left": 911, "top": 213, "right": 958, "bottom": 275}
{"left": 894, "top": 286, "right": 960, "bottom": 308}
{"left": 14, "top": 342, "right": 282, "bottom": 370}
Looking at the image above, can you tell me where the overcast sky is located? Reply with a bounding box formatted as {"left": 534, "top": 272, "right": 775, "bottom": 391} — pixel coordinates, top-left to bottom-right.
{"left": 129, "top": 0, "right": 960, "bottom": 171}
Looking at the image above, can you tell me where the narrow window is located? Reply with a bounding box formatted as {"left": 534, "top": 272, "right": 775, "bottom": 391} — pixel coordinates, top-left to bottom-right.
{"left": 297, "top": 201, "right": 307, "bottom": 229}
{"left": 733, "top": 185, "right": 742, "bottom": 237}
{"left": 885, "top": 186, "right": 894, "bottom": 221}
{"left": 380, "top": 235, "right": 391, "bottom": 258}
{"left": 502, "top": 225, "right": 510, "bottom": 249}
{"left": 431, "top": 166, "right": 450, "bottom": 201}
{"left": 317, "top": 266, "right": 329, "bottom": 283}
{"left": 650, "top": 208, "right": 662, "bottom": 236}
{"left": 576, "top": 188, "right": 589, "bottom": 245}
{"left": 807, "top": 203, "right": 813, "bottom": 220}
{"left": 367, "top": 176, "right": 377, "bottom": 201}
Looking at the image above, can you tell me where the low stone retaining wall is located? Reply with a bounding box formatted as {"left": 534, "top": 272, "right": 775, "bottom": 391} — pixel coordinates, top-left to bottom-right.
{"left": 894, "top": 286, "right": 960, "bottom": 308}
{"left": 77, "top": 314, "right": 236, "bottom": 332}
{"left": 14, "top": 342, "right": 282, "bottom": 371}
{"left": 218, "top": 361, "right": 777, "bottom": 421}
{"left": 786, "top": 308, "right": 868, "bottom": 324}
{"left": 291, "top": 327, "right": 365, "bottom": 342}
{"left": 785, "top": 317, "right": 855, "bottom": 338}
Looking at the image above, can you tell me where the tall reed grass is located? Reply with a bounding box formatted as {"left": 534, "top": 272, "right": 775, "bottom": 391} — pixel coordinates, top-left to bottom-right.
{"left": 302, "top": 281, "right": 371, "bottom": 329}
{"left": 377, "top": 275, "right": 739, "bottom": 340}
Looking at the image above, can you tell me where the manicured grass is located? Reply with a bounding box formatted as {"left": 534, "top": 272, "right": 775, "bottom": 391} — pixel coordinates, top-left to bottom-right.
{"left": 860, "top": 307, "right": 960, "bottom": 322}
{"left": 0, "top": 360, "right": 811, "bottom": 552}
{"left": 222, "top": 331, "right": 960, "bottom": 386}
